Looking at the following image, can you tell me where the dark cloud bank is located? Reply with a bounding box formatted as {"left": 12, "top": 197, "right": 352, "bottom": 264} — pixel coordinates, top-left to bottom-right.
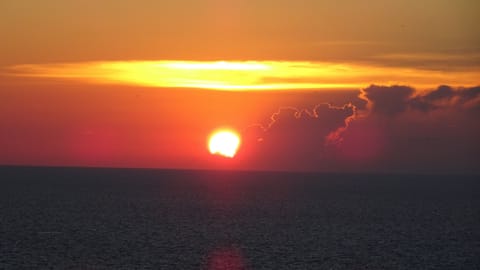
{"left": 240, "top": 85, "right": 480, "bottom": 173}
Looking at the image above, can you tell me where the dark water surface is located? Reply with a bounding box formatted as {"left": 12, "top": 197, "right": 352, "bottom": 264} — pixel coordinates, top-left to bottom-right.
{"left": 1, "top": 167, "right": 479, "bottom": 269}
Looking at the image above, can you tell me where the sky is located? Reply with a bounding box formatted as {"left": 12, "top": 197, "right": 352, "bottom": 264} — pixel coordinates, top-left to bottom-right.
{"left": 0, "top": 0, "right": 479, "bottom": 173}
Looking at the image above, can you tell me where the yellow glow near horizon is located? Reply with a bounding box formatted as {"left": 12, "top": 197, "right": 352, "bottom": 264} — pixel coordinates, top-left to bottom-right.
{"left": 164, "top": 61, "right": 270, "bottom": 71}
{"left": 6, "top": 60, "right": 480, "bottom": 90}
{"left": 208, "top": 130, "right": 241, "bottom": 158}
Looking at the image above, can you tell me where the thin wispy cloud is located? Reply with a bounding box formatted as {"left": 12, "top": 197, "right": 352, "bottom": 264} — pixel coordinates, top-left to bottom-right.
{"left": 6, "top": 61, "right": 480, "bottom": 90}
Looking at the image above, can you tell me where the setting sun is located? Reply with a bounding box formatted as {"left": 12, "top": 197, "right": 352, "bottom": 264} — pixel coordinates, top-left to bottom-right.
{"left": 208, "top": 130, "right": 241, "bottom": 158}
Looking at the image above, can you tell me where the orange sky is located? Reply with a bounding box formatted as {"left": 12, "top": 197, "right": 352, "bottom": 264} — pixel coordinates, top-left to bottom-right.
{"left": 0, "top": 0, "right": 478, "bottom": 171}
{"left": 1, "top": 0, "right": 479, "bottom": 66}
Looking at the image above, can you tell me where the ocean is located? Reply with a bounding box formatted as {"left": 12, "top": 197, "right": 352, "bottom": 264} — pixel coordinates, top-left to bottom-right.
{"left": 1, "top": 167, "right": 479, "bottom": 269}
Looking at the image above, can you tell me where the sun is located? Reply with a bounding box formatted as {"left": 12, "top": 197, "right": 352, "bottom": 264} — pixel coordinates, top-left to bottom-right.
{"left": 208, "top": 129, "right": 241, "bottom": 158}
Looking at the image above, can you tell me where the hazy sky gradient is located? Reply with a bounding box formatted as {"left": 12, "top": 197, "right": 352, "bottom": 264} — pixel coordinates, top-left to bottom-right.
{"left": 1, "top": 0, "right": 479, "bottom": 67}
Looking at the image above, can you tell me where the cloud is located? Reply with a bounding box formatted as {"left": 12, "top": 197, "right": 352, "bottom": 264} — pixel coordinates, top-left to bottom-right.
{"left": 360, "top": 84, "right": 414, "bottom": 116}
{"left": 6, "top": 60, "right": 480, "bottom": 91}
{"left": 241, "top": 103, "right": 355, "bottom": 171}
{"left": 339, "top": 85, "right": 480, "bottom": 172}
{"left": 407, "top": 85, "right": 480, "bottom": 113}
{"left": 265, "top": 104, "right": 355, "bottom": 145}
{"left": 360, "top": 84, "right": 480, "bottom": 115}
{"left": 423, "top": 85, "right": 455, "bottom": 101}
{"left": 243, "top": 85, "right": 480, "bottom": 173}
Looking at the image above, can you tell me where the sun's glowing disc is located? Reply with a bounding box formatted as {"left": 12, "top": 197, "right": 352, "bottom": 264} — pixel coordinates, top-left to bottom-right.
{"left": 208, "top": 130, "right": 241, "bottom": 158}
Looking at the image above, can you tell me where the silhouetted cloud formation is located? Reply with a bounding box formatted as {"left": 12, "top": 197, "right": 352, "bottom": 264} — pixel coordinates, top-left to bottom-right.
{"left": 242, "top": 103, "right": 355, "bottom": 171}
{"left": 266, "top": 104, "right": 355, "bottom": 137}
{"left": 244, "top": 85, "right": 479, "bottom": 173}
{"left": 361, "top": 85, "right": 414, "bottom": 116}
{"left": 409, "top": 85, "right": 480, "bottom": 113}
{"left": 343, "top": 85, "right": 480, "bottom": 172}
{"left": 358, "top": 84, "right": 480, "bottom": 116}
